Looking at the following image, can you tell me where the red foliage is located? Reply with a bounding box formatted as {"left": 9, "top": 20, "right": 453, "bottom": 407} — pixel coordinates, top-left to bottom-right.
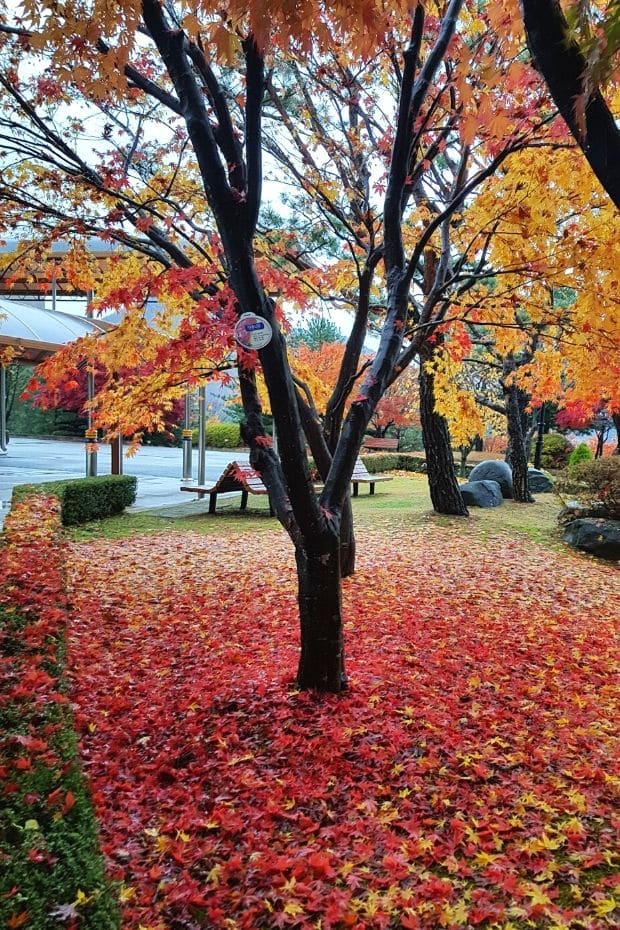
{"left": 63, "top": 527, "right": 619, "bottom": 929}
{"left": 555, "top": 402, "right": 594, "bottom": 431}
{"left": 0, "top": 497, "right": 69, "bottom": 778}
{"left": 482, "top": 435, "right": 507, "bottom": 454}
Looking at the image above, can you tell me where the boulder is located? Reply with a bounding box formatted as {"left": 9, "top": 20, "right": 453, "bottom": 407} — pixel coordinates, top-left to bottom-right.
{"left": 562, "top": 518, "right": 620, "bottom": 561}
{"left": 468, "top": 460, "right": 513, "bottom": 498}
{"left": 527, "top": 468, "right": 554, "bottom": 493}
{"left": 459, "top": 479, "right": 503, "bottom": 508}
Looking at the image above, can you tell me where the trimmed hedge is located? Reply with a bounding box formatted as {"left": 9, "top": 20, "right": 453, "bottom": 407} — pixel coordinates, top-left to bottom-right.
{"left": 360, "top": 452, "right": 474, "bottom": 476}
{"left": 193, "top": 421, "right": 242, "bottom": 449}
{"left": 13, "top": 475, "right": 137, "bottom": 526}
{"left": 0, "top": 495, "right": 120, "bottom": 929}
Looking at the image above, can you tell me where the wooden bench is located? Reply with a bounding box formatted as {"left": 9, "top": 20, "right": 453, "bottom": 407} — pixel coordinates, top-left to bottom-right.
{"left": 180, "top": 462, "right": 274, "bottom": 514}
{"left": 361, "top": 436, "right": 399, "bottom": 452}
{"left": 181, "top": 458, "right": 393, "bottom": 511}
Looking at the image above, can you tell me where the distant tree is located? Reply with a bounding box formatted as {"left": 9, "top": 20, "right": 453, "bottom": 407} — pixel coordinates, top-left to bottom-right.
{"left": 289, "top": 317, "right": 343, "bottom": 350}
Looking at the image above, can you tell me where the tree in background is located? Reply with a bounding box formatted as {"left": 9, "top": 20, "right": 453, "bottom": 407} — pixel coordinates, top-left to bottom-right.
{"left": 288, "top": 317, "right": 343, "bottom": 350}
{"left": 556, "top": 401, "right": 616, "bottom": 458}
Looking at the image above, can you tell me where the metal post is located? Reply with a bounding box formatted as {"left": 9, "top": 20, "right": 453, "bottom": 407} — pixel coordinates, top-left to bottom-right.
{"left": 0, "top": 364, "right": 7, "bottom": 455}
{"left": 197, "top": 384, "right": 206, "bottom": 496}
{"left": 111, "top": 433, "right": 123, "bottom": 475}
{"left": 182, "top": 389, "right": 193, "bottom": 480}
{"left": 85, "top": 370, "right": 97, "bottom": 477}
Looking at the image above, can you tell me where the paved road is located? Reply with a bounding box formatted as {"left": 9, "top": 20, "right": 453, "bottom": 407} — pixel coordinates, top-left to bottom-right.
{"left": 0, "top": 437, "right": 249, "bottom": 514}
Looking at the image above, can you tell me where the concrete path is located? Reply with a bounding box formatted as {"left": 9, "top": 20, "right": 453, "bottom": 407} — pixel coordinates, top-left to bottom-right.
{"left": 0, "top": 437, "right": 249, "bottom": 523}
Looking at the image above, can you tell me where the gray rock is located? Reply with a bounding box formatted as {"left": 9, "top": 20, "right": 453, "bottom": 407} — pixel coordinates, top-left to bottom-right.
{"left": 563, "top": 518, "right": 620, "bottom": 561}
{"left": 468, "top": 460, "right": 513, "bottom": 498}
{"left": 527, "top": 468, "right": 554, "bottom": 493}
{"left": 460, "top": 479, "right": 503, "bottom": 508}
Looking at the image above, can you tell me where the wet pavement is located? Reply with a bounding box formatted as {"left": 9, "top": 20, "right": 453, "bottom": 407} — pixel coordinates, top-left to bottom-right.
{"left": 0, "top": 437, "right": 249, "bottom": 524}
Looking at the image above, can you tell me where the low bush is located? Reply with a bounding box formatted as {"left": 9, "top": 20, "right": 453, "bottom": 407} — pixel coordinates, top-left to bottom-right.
{"left": 397, "top": 427, "right": 424, "bottom": 453}
{"left": 194, "top": 421, "right": 242, "bottom": 448}
{"left": 540, "top": 433, "right": 574, "bottom": 469}
{"left": 360, "top": 453, "right": 402, "bottom": 473}
{"left": 568, "top": 442, "right": 593, "bottom": 467}
{"left": 359, "top": 452, "right": 472, "bottom": 475}
{"left": 565, "top": 457, "right": 620, "bottom": 519}
{"left": 0, "top": 495, "right": 120, "bottom": 929}
{"left": 13, "top": 475, "right": 137, "bottom": 526}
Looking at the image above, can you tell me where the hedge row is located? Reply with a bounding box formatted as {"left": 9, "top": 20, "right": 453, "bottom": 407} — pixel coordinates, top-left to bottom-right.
{"left": 360, "top": 452, "right": 474, "bottom": 476}
{"left": 12, "top": 475, "right": 137, "bottom": 526}
{"left": 191, "top": 421, "right": 242, "bottom": 448}
{"left": 0, "top": 495, "right": 120, "bottom": 929}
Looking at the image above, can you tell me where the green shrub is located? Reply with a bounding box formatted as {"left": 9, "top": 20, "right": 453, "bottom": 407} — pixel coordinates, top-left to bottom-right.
{"left": 566, "top": 457, "right": 620, "bottom": 518}
{"left": 193, "top": 420, "right": 241, "bottom": 448}
{"left": 540, "top": 433, "right": 574, "bottom": 469}
{"left": 398, "top": 427, "right": 424, "bottom": 452}
{"left": 0, "top": 496, "right": 120, "bottom": 929}
{"left": 568, "top": 442, "right": 593, "bottom": 467}
{"left": 13, "top": 475, "right": 137, "bottom": 526}
{"left": 360, "top": 453, "right": 402, "bottom": 473}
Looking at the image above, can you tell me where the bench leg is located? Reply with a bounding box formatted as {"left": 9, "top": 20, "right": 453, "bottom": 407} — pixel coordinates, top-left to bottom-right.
{"left": 209, "top": 492, "right": 217, "bottom": 514}
{"left": 240, "top": 490, "right": 248, "bottom": 511}
{"left": 370, "top": 482, "right": 375, "bottom": 495}
{"left": 353, "top": 483, "right": 359, "bottom": 497}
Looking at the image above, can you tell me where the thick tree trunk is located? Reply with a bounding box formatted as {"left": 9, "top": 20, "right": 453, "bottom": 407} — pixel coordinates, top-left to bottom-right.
{"left": 505, "top": 383, "right": 533, "bottom": 503}
{"left": 522, "top": 0, "right": 620, "bottom": 209}
{"left": 296, "top": 533, "right": 347, "bottom": 691}
{"left": 295, "top": 387, "right": 356, "bottom": 577}
{"left": 419, "top": 347, "right": 468, "bottom": 516}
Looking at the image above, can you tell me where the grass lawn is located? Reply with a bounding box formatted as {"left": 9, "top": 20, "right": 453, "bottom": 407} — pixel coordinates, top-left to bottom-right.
{"left": 48, "top": 474, "right": 619, "bottom": 929}
{"left": 68, "top": 474, "right": 562, "bottom": 547}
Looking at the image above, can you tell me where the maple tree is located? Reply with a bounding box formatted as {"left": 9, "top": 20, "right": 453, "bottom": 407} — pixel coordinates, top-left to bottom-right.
{"left": 369, "top": 369, "right": 420, "bottom": 439}
{"left": 1, "top": 1, "right": 618, "bottom": 688}
{"left": 556, "top": 401, "right": 617, "bottom": 458}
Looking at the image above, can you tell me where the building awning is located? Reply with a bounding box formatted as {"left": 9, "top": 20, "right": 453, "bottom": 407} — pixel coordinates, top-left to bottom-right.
{"left": 0, "top": 297, "right": 112, "bottom": 364}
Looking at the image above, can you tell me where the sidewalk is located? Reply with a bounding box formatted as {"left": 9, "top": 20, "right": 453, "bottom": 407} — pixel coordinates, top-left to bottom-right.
{"left": 0, "top": 437, "right": 249, "bottom": 526}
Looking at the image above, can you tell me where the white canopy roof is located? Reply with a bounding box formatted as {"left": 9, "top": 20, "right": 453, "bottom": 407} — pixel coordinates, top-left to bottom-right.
{"left": 0, "top": 297, "right": 111, "bottom": 363}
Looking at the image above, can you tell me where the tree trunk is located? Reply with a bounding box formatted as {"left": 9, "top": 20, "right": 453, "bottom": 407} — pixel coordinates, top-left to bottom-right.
{"left": 613, "top": 414, "right": 620, "bottom": 455}
{"left": 339, "top": 493, "right": 356, "bottom": 578}
{"left": 296, "top": 533, "right": 347, "bottom": 691}
{"left": 533, "top": 402, "right": 546, "bottom": 469}
{"left": 419, "top": 346, "right": 469, "bottom": 516}
{"left": 505, "top": 383, "right": 533, "bottom": 503}
{"left": 459, "top": 444, "right": 472, "bottom": 478}
{"left": 595, "top": 430, "right": 605, "bottom": 459}
{"left": 522, "top": 0, "right": 620, "bottom": 209}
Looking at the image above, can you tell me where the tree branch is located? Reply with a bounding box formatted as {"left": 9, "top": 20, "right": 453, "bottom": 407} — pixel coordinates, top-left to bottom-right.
{"left": 521, "top": 0, "right": 620, "bottom": 208}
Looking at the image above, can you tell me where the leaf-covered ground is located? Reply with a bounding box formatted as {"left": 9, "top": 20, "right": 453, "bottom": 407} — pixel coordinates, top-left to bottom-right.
{"left": 66, "top": 524, "right": 619, "bottom": 930}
